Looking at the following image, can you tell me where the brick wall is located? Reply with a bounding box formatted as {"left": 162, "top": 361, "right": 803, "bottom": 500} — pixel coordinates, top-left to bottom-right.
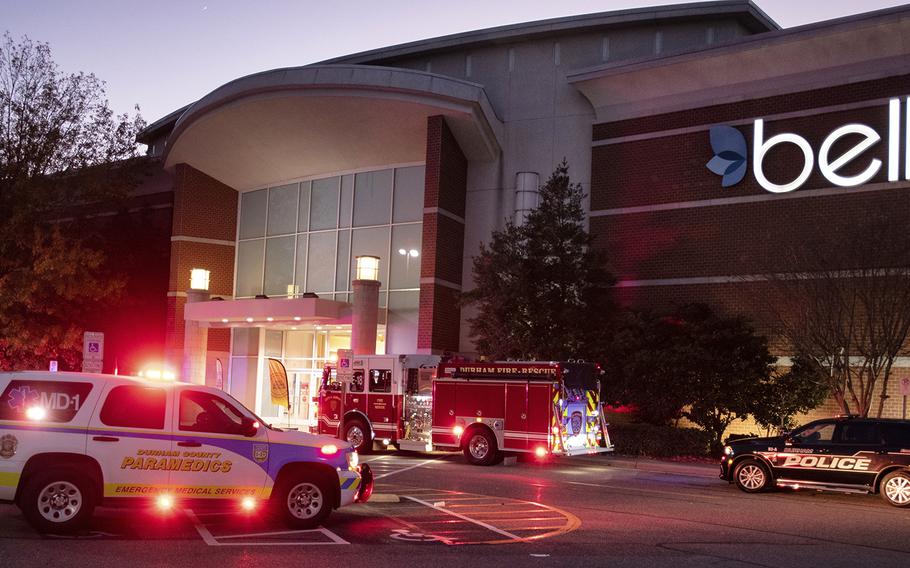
{"left": 418, "top": 116, "right": 468, "bottom": 353}
{"left": 592, "top": 73, "right": 910, "bottom": 421}
{"left": 165, "top": 164, "right": 238, "bottom": 359}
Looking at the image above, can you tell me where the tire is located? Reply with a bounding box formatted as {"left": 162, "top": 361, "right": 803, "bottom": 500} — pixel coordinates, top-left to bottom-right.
{"left": 879, "top": 470, "right": 910, "bottom": 507}
{"left": 343, "top": 419, "right": 371, "bottom": 454}
{"left": 733, "top": 458, "right": 772, "bottom": 493}
{"left": 274, "top": 474, "right": 334, "bottom": 529}
{"left": 462, "top": 428, "right": 498, "bottom": 466}
{"left": 20, "top": 469, "right": 96, "bottom": 534}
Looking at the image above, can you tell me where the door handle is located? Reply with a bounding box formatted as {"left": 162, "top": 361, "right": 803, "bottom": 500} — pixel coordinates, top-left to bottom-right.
{"left": 177, "top": 441, "right": 202, "bottom": 448}
{"left": 92, "top": 436, "right": 119, "bottom": 442}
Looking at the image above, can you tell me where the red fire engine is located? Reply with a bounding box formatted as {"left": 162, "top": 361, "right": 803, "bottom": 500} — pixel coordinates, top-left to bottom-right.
{"left": 317, "top": 354, "right": 612, "bottom": 465}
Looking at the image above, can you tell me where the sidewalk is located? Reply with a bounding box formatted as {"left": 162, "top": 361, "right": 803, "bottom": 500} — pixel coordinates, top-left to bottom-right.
{"left": 564, "top": 454, "right": 720, "bottom": 478}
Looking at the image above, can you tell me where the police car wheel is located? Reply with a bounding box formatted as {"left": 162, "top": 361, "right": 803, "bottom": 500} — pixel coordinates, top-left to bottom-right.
{"left": 463, "top": 429, "right": 498, "bottom": 466}
{"left": 344, "top": 419, "right": 371, "bottom": 454}
{"left": 21, "top": 469, "right": 96, "bottom": 533}
{"left": 278, "top": 478, "right": 332, "bottom": 528}
{"left": 880, "top": 470, "right": 910, "bottom": 507}
{"left": 733, "top": 459, "right": 771, "bottom": 493}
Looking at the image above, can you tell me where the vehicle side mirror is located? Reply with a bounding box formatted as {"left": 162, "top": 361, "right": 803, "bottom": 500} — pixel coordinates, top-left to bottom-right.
{"left": 241, "top": 416, "right": 260, "bottom": 437}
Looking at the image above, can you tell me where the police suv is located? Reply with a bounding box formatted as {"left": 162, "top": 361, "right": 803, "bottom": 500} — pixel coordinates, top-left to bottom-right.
{"left": 721, "top": 416, "right": 910, "bottom": 507}
{"left": 0, "top": 371, "right": 373, "bottom": 533}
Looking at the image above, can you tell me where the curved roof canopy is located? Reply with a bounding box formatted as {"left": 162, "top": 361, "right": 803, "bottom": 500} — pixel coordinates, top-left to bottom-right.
{"left": 164, "top": 65, "right": 502, "bottom": 191}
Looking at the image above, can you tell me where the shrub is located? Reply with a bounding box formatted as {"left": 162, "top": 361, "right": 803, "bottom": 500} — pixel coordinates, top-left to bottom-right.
{"left": 607, "top": 423, "right": 711, "bottom": 458}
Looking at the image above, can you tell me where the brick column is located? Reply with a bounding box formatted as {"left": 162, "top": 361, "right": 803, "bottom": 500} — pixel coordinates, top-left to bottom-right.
{"left": 165, "top": 164, "right": 238, "bottom": 384}
{"left": 418, "top": 116, "right": 467, "bottom": 354}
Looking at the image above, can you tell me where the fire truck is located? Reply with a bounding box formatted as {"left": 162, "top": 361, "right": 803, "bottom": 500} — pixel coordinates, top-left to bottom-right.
{"left": 316, "top": 354, "right": 612, "bottom": 465}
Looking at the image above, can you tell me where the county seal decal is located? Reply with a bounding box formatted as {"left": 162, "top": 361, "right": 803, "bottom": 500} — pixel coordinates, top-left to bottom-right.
{"left": 0, "top": 434, "right": 17, "bottom": 459}
{"left": 252, "top": 444, "right": 269, "bottom": 464}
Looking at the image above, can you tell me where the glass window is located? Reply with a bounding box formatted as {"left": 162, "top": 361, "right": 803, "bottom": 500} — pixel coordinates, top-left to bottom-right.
{"left": 179, "top": 390, "right": 246, "bottom": 435}
{"left": 100, "top": 386, "right": 166, "bottom": 429}
{"left": 369, "top": 369, "right": 392, "bottom": 393}
{"left": 792, "top": 422, "right": 835, "bottom": 443}
{"left": 239, "top": 190, "right": 267, "bottom": 239}
{"left": 882, "top": 424, "right": 910, "bottom": 446}
{"left": 335, "top": 230, "right": 351, "bottom": 292}
{"left": 339, "top": 174, "right": 353, "bottom": 228}
{"left": 267, "top": 184, "right": 298, "bottom": 236}
{"left": 388, "top": 291, "right": 419, "bottom": 354}
{"left": 298, "top": 181, "right": 311, "bottom": 232}
{"left": 236, "top": 239, "right": 264, "bottom": 297}
{"left": 294, "top": 233, "right": 308, "bottom": 293}
{"left": 350, "top": 226, "right": 390, "bottom": 287}
{"left": 264, "top": 236, "right": 295, "bottom": 297}
{"left": 350, "top": 370, "right": 364, "bottom": 393}
{"left": 286, "top": 331, "right": 315, "bottom": 359}
{"left": 0, "top": 380, "right": 93, "bottom": 423}
{"left": 393, "top": 166, "right": 425, "bottom": 223}
{"left": 306, "top": 232, "right": 336, "bottom": 292}
{"left": 390, "top": 224, "right": 422, "bottom": 289}
{"left": 353, "top": 169, "right": 393, "bottom": 227}
{"left": 310, "top": 177, "right": 339, "bottom": 230}
{"left": 264, "top": 330, "right": 283, "bottom": 357}
{"left": 837, "top": 422, "right": 880, "bottom": 444}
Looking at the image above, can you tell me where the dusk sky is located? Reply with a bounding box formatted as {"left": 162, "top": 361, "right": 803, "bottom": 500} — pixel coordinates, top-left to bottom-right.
{"left": 2, "top": 0, "right": 907, "bottom": 124}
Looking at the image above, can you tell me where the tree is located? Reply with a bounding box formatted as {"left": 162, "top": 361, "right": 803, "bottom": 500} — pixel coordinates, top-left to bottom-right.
{"left": 463, "top": 161, "right": 615, "bottom": 360}
{"left": 0, "top": 33, "right": 145, "bottom": 370}
{"left": 761, "top": 206, "right": 910, "bottom": 417}
{"left": 751, "top": 355, "right": 830, "bottom": 434}
{"left": 603, "top": 304, "right": 776, "bottom": 453}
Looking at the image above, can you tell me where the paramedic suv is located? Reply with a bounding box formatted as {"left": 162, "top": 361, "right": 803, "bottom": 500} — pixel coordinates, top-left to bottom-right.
{"left": 722, "top": 415, "right": 910, "bottom": 507}
{"left": 0, "top": 371, "right": 372, "bottom": 533}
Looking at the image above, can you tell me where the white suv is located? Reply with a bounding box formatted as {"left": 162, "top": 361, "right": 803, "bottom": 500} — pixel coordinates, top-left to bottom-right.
{"left": 0, "top": 371, "right": 373, "bottom": 533}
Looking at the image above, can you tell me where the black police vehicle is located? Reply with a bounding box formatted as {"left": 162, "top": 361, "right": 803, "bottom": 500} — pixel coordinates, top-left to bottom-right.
{"left": 721, "top": 416, "right": 910, "bottom": 507}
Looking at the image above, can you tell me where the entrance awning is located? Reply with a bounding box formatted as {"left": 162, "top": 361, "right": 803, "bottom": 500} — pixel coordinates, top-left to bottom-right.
{"left": 162, "top": 64, "right": 503, "bottom": 191}
{"left": 184, "top": 296, "right": 353, "bottom": 328}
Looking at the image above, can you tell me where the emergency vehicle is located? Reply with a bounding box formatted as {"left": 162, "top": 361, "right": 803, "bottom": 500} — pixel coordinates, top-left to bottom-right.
{"left": 317, "top": 355, "right": 612, "bottom": 465}
{"left": 722, "top": 415, "right": 910, "bottom": 507}
{"left": 0, "top": 371, "right": 372, "bottom": 533}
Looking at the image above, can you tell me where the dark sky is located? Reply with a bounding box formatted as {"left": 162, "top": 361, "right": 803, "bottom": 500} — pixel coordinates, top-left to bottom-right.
{"left": 2, "top": 0, "right": 907, "bottom": 124}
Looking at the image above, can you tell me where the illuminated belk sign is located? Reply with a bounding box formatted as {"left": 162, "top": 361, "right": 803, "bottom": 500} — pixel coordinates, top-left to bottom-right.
{"left": 707, "top": 97, "right": 909, "bottom": 193}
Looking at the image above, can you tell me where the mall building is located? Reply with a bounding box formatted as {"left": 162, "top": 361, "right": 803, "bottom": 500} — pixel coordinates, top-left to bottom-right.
{"left": 128, "top": 0, "right": 910, "bottom": 426}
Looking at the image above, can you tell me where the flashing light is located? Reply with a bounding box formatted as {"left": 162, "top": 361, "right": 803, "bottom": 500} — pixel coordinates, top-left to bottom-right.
{"left": 156, "top": 494, "right": 174, "bottom": 511}
{"left": 475, "top": 417, "right": 482, "bottom": 423}
{"left": 241, "top": 497, "right": 256, "bottom": 512}
{"left": 535, "top": 447, "right": 548, "bottom": 458}
{"left": 382, "top": 438, "right": 390, "bottom": 446}
{"left": 453, "top": 425, "right": 464, "bottom": 437}
{"left": 321, "top": 444, "right": 339, "bottom": 455}
{"left": 139, "top": 366, "right": 176, "bottom": 381}
{"left": 25, "top": 406, "right": 46, "bottom": 421}
{"left": 552, "top": 425, "right": 560, "bottom": 434}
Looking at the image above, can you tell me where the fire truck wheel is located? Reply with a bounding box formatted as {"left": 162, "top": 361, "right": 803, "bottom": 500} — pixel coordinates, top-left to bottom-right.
{"left": 463, "top": 428, "right": 498, "bottom": 466}
{"left": 343, "top": 419, "right": 372, "bottom": 454}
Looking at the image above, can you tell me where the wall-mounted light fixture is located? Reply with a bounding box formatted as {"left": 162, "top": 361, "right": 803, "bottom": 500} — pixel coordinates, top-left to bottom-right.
{"left": 190, "top": 268, "right": 210, "bottom": 291}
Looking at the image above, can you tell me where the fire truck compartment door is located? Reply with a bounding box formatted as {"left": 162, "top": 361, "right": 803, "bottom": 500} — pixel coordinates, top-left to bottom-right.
{"left": 504, "top": 383, "right": 528, "bottom": 450}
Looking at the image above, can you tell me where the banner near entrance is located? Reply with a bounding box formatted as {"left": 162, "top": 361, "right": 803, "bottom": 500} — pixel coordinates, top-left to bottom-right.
{"left": 268, "top": 358, "right": 290, "bottom": 411}
{"left": 215, "top": 358, "right": 224, "bottom": 390}
{"left": 82, "top": 331, "right": 104, "bottom": 374}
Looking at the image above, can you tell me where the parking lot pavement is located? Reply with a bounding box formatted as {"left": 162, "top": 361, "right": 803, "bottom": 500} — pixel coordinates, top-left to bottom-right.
{"left": 2, "top": 451, "right": 910, "bottom": 567}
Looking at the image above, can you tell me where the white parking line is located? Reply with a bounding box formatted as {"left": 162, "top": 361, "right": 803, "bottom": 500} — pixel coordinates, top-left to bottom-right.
{"left": 374, "top": 457, "right": 441, "bottom": 480}
{"left": 184, "top": 509, "right": 349, "bottom": 546}
{"left": 401, "top": 495, "right": 524, "bottom": 542}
